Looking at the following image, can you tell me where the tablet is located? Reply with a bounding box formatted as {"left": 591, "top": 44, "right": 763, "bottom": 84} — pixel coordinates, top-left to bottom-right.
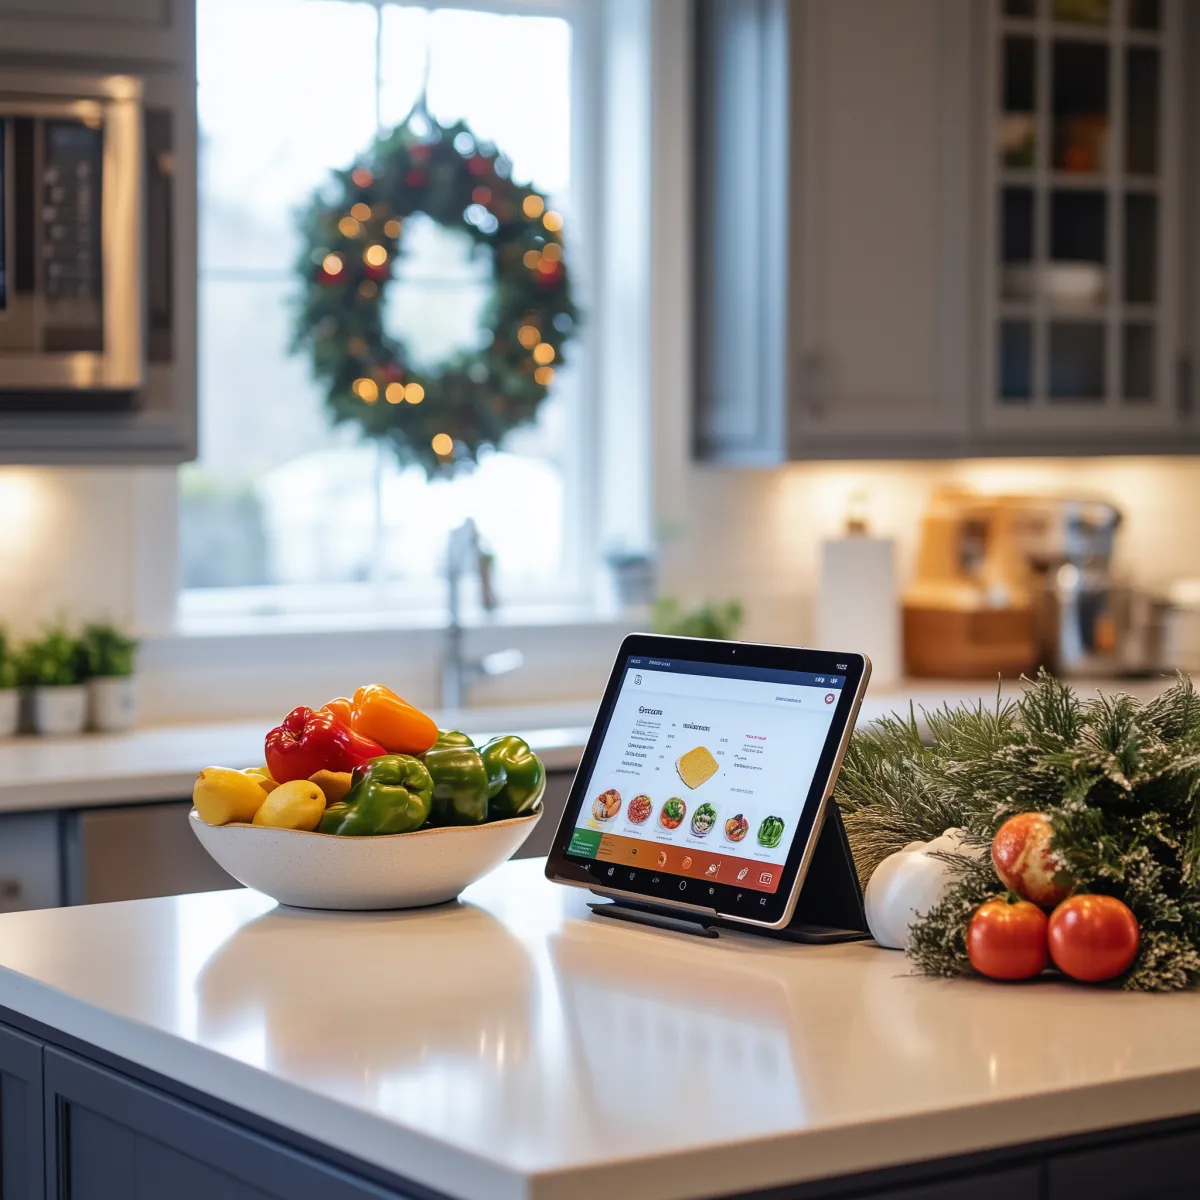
{"left": 545, "top": 634, "right": 870, "bottom": 929}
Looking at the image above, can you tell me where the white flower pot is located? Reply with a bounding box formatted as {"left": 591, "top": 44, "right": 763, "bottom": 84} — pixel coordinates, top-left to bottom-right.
{"left": 0, "top": 689, "right": 18, "bottom": 739}
{"left": 88, "top": 675, "right": 137, "bottom": 733}
{"left": 32, "top": 685, "right": 88, "bottom": 737}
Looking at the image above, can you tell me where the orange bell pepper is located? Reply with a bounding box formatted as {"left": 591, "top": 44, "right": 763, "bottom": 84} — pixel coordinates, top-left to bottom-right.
{"left": 322, "top": 685, "right": 438, "bottom": 756}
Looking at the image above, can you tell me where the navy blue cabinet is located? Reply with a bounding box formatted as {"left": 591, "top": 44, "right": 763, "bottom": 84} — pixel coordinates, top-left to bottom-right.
{"left": 0, "top": 1023, "right": 44, "bottom": 1200}
{"left": 1047, "top": 1126, "right": 1200, "bottom": 1199}
{"left": 0, "top": 1017, "right": 1197, "bottom": 1200}
{"left": 42, "top": 1049, "right": 408, "bottom": 1200}
{"left": 870, "top": 1169, "right": 1039, "bottom": 1200}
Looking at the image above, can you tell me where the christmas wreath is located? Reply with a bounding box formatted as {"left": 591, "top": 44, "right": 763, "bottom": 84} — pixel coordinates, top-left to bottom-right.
{"left": 836, "top": 672, "right": 1200, "bottom": 992}
{"left": 292, "top": 115, "right": 579, "bottom": 478}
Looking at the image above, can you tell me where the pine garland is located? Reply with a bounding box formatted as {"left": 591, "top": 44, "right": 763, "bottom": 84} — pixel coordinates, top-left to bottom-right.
{"left": 834, "top": 672, "right": 1200, "bottom": 991}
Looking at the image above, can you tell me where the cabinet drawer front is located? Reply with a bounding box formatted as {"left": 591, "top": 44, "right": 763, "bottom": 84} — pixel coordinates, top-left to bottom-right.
{"left": 867, "top": 1165, "right": 1040, "bottom": 1200}
{"left": 43, "top": 1049, "right": 425, "bottom": 1200}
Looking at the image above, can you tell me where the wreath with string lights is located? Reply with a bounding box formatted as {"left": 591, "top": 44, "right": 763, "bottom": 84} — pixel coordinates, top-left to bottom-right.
{"left": 292, "top": 112, "right": 579, "bottom": 478}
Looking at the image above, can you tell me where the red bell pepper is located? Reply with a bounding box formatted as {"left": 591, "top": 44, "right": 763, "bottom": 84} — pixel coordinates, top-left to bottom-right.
{"left": 264, "top": 706, "right": 386, "bottom": 784}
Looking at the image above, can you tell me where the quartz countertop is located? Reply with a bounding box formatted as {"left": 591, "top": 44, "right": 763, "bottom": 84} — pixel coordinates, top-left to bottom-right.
{"left": 0, "top": 678, "right": 1175, "bottom": 814}
{"left": 0, "top": 859, "right": 1198, "bottom": 1200}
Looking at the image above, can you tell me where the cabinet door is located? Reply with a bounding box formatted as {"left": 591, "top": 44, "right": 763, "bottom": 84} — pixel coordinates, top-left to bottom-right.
{"left": 44, "top": 1049, "right": 416, "bottom": 1200}
{"left": 980, "top": 0, "right": 1189, "bottom": 449}
{"left": 788, "top": 0, "right": 974, "bottom": 454}
{"left": 0, "top": 813, "right": 62, "bottom": 912}
{"left": 0, "top": 1024, "right": 44, "bottom": 1200}
{"left": 1047, "top": 1125, "right": 1200, "bottom": 1199}
{"left": 867, "top": 1165, "right": 1040, "bottom": 1199}
{"left": 62, "top": 801, "right": 237, "bottom": 906}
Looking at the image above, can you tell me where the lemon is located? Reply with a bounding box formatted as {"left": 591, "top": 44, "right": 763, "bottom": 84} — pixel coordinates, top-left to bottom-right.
{"left": 243, "top": 765, "right": 280, "bottom": 794}
{"left": 193, "top": 767, "right": 269, "bottom": 826}
{"left": 253, "top": 779, "right": 326, "bottom": 831}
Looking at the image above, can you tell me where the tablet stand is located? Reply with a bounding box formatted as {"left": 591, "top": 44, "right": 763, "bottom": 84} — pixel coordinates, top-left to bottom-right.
{"left": 587, "top": 804, "right": 871, "bottom": 944}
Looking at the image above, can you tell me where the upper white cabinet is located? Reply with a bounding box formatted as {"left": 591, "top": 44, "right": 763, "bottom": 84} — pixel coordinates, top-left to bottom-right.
{"left": 789, "top": 0, "right": 973, "bottom": 454}
{"left": 694, "top": 0, "right": 1200, "bottom": 462}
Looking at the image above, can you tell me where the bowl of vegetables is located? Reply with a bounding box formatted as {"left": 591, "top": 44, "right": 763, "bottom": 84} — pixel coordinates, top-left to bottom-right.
{"left": 189, "top": 685, "right": 545, "bottom": 910}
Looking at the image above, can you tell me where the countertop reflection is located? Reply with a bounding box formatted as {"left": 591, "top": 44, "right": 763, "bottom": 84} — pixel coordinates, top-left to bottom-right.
{"left": 0, "top": 860, "right": 1196, "bottom": 1200}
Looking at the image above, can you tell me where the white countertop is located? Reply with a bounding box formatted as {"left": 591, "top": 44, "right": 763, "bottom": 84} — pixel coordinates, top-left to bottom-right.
{"left": 0, "top": 679, "right": 1174, "bottom": 814}
{"left": 0, "top": 859, "right": 1197, "bottom": 1200}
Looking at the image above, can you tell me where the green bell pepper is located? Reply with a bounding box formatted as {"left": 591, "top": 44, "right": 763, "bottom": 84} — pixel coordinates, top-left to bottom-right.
{"left": 424, "top": 744, "right": 490, "bottom": 826}
{"left": 430, "top": 730, "right": 507, "bottom": 803}
{"left": 317, "top": 754, "right": 433, "bottom": 836}
{"left": 481, "top": 736, "right": 545, "bottom": 819}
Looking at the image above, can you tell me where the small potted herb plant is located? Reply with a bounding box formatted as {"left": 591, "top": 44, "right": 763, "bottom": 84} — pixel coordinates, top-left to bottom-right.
{"left": 652, "top": 597, "right": 745, "bottom": 641}
{"left": 0, "top": 631, "right": 18, "bottom": 738}
{"left": 19, "top": 625, "right": 88, "bottom": 736}
{"left": 81, "top": 622, "right": 138, "bottom": 733}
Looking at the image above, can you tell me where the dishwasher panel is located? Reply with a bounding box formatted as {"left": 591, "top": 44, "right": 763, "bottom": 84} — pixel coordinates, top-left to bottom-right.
{"left": 64, "top": 801, "right": 239, "bottom": 905}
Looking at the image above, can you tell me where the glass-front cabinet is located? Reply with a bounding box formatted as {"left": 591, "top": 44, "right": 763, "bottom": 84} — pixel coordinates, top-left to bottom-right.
{"left": 988, "top": 0, "right": 1179, "bottom": 432}
{"left": 695, "top": 0, "right": 1197, "bottom": 463}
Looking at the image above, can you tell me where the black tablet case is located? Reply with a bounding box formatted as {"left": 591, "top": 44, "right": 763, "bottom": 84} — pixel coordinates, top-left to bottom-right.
{"left": 587, "top": 803, "right": 871, "bottom": 944}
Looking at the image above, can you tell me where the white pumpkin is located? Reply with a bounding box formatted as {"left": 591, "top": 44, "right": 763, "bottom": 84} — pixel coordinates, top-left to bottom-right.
{"left": 864, "top": 829, "right": 985, "bottom": 950}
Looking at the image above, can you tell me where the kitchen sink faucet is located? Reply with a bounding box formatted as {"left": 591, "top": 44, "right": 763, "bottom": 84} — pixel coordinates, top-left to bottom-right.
{"left": 441, "top": 519, "right": 524, "bottom": 710}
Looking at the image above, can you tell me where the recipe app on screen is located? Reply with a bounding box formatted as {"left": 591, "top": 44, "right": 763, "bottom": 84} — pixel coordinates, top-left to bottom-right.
{"left": 568, "top": 657, "right": 845, "bottom": 894}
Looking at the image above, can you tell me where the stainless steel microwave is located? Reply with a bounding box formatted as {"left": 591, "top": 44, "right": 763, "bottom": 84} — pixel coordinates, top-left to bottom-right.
{"left": 0, "top": 70, "right": 144, "bottom": 405}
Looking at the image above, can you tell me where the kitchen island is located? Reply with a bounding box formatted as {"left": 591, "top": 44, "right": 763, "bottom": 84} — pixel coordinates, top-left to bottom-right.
{"left": 0, "top": 860, "right": 1198, "bottom": 1200}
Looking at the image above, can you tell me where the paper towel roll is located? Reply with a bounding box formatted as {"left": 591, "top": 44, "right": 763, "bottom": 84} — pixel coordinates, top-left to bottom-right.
{"left": 816, "top": 537, "right": 900, "bottom": 687}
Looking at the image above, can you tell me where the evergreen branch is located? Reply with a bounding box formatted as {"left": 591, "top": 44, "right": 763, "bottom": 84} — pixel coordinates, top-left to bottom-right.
{"left": 843, "top": 673, "right": 1200, "bottom": 992}
{"left": 906, "top": 856, "right": 1001, "bottom": 976}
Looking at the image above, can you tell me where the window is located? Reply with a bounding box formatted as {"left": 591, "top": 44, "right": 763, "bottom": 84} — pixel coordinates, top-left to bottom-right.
{"left": 183, "top": 0, "right": 586, "bottom": 622}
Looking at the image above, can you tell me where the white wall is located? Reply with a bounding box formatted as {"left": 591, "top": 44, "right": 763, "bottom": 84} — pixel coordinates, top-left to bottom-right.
{"left": 654, "top": 457, "right": 1200, "bottom": 649}
{"left": 3, "top": 453, "right": 1199, "bottom": 716}
{"left": 0, "top": 468, "right": 174, "bottom": 638}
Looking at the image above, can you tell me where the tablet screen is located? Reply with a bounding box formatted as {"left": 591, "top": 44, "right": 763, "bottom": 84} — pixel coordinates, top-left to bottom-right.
{"left": 565, "top": 654, "right": 848, "bottom": 895}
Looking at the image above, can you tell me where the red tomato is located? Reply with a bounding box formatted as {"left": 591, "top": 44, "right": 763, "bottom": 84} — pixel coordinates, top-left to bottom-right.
{"left": 1047, "top": 895, "right": 1140, "bottom": 983}
{"left": 966, "top": 898, "right": 1049, "bottom": 981}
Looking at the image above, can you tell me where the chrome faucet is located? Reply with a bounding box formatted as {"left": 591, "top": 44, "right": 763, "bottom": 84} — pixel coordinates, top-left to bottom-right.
{"left": 440, "top": 519, "right": 524, "bottom": 710}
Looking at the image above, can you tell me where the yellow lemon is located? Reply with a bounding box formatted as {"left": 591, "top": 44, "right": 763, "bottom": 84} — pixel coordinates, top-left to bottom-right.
{"left": 253, "top": 779, "right": 326, "bottom": 831}
{"left": 242, "top": 765, "right": 280, "bottom": 794}
{"left": 193, "top": 767, "right": 269, "bottom": 826}
{"left": 308, "top": 769, "right": 353, "bottom": 805}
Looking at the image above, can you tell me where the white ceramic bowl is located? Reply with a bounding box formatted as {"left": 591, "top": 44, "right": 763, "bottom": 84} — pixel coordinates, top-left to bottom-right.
{"left": 189, "top": 801, "right": 543, "bottom": 911}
